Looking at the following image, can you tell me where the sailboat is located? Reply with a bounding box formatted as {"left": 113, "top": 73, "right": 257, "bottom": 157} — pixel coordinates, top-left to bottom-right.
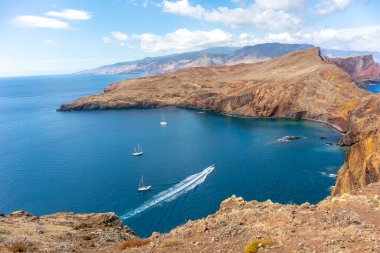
{"left": 138, "top": 174, "right": 151, "bottom": 191}
{"left": 131, "top": 143, "right": 143, "bottom": 156}
{"left": 160, "top": 115, "right": 167, "bottom": 125}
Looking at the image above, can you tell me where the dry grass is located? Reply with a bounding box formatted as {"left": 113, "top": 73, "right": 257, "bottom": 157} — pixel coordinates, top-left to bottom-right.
{"left": 8, "top": 242, "right": 27, "bottom": 252}
{"left": 117, "top": 238, "right": 151, "bottom": 250}
{"left": 244, "top": 239, "right": 275, "bottom": 253}
{"left": 0, "top": 228, "right": 10, "bottom": 235}
{"left": 161, "top": 238, "right": 181, "bottom": 247}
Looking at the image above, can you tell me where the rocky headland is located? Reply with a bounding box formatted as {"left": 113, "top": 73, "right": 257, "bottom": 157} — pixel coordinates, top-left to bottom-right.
{"left": 59, "top": 47, "right": 380, "bottom": 196}
{"left": 327, "top": 54, "right": 380, "bottom": 84}
{"left": 2, "top": 48, "right": 379, "bottom": 252}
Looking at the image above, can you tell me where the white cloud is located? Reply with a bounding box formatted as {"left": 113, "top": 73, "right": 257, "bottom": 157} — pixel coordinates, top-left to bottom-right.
{"left": 130, "top": 24, "right": 380, "bottom": 54}
{"left": 161, "top": 0, "right": 301, "bottom": 30}
{"left": 133, "top": 28, "right": 232, "bottom": 53}
{"left": 254, "top": 24, "right": 380, "bottom": 52}
{"left": 12, "top": 15, "right": 69, "bottom": 29}
{"left": 102, "top": 36, "right": 111, "bottom": 44}
{"left": 45, "top": 9, "right": 92, "bottom": 20}
{"left": 316, "top": 0, "right": 352, "bottom": 15}
{"left": 254, "top": 0, "right": 304, "bottom": 10}
{"left": 45, "top": 39, "right": 54, "bottom": 44}
{"left": 111, "top": 31, "right": 129, "bottom": 41}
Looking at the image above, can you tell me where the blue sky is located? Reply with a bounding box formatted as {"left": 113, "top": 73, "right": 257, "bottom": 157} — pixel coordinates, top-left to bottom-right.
{"left": 1, "top": 0, "right": 380, "bottom": 76}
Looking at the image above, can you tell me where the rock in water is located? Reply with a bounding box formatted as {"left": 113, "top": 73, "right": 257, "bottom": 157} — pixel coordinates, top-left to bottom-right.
{"left": 276, "top": 136, "right": 302, "bottom": 142}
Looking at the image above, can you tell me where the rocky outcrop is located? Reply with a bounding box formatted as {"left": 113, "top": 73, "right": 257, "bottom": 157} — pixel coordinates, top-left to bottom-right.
{"left": 141, "top": 184, "right": 380, "bottom": 253}
{"left": 1, "top": 183, "right": 380, "bottom": 252}
{"left": 333, "top": 135, "right": 380, "bottom": 196}
{"left": 327, "top": 54, "right": 380, "bottom": 84}
{"left": 59, "top": 48, "right": 380, "bottom": 196}
{"left": 0, "top": 212, "right": 135, "bottom": 252}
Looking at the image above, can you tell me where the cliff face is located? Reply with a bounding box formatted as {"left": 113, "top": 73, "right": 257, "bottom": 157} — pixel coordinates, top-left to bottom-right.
{"left": 327, "top": 54, "right": 380, "bottom": 84}
{"left": 60, "top": 48, "right": 380, "bottom": 196}
{"left": 333, "top": 135, "right": 380, "bottom": 196}
{"left": 1, "top": 183, "right": 380, "bottom": 252}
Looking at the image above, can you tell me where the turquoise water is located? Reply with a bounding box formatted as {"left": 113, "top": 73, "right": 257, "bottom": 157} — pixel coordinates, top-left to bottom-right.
{"left": 363, "top": 83, "right": 380, "bottom": 93}
{"left": 0, "top": 74, "right": 346, "bottom": 237}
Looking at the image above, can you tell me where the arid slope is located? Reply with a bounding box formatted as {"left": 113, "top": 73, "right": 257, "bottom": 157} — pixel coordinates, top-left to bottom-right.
{"left": 1, "top": 183, "right": 380, "bottom": 252}
{"left": 60, "top": 48, "right": 380, "bottom": 196}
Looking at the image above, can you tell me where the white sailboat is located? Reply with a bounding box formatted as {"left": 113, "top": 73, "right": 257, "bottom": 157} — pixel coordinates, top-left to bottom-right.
{"left": 131, "top": 143, "right": 143, "bottom": 156}
{"left": 138, "top": 174, "right": 151, "bottom": 191}
{"left": 160, "top": 115, "right": 167, "bottom": 125}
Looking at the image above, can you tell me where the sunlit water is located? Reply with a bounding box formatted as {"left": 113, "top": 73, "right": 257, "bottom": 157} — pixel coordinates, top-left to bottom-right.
{"left": 0, "top": 74, "right": 348, "bottom": 236}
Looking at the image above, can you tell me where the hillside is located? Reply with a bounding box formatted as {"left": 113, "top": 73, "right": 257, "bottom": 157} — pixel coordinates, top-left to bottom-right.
{"left": 1, "top": 183, "right": 379, "bottom": 252}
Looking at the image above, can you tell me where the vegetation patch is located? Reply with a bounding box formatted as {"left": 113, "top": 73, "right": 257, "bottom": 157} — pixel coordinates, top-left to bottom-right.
{"left": 161, "top": 238, "right": 181, "bottom": 247}
{"left": 244, "top": 239, "right": 275, "bottom": 253}
{"left": 117, "top": 238, "right": 151, "bottom": 250}
{"left": 8, "top": 242, "right": 27, "bottom": 252}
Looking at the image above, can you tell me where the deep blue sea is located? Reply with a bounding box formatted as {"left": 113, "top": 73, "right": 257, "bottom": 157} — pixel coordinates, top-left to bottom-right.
{"left": 0, "top": 74, "right": 349, "bottom": 237}
{"left": 362, "top": 83, "right": 380, "bottom": 93}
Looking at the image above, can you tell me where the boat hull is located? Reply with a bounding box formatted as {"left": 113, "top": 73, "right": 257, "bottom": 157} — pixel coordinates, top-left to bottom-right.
{"left": 138, "top": 186, "right": 152, "bottom": 191}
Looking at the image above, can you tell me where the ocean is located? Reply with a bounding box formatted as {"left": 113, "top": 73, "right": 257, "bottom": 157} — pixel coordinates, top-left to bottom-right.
{"left": 0, "top": 74, "right": 349, "bottom": 237}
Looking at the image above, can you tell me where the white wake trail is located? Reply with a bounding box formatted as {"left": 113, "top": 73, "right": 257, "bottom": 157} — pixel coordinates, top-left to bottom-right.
{"left": 121, "top": 165, "right": 215, "bottom": 220}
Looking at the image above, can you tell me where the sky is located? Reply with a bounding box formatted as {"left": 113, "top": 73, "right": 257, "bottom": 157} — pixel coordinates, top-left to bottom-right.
{"left": 1, "top": 0, "right": 380, "bottom": 77}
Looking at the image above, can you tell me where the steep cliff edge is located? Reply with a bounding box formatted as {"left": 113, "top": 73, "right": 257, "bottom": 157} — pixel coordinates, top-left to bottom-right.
{"left": 1, "top": 183, "right": 380, "bottom": 252}
{"left": 327, "top": 54, "right": 380, "bottom": 84}
{"left": 59, "top": 48, "right": 380, "bottom": 196}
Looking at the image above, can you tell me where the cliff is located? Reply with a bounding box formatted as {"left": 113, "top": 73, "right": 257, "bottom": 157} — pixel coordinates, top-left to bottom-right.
{"left": 327, "top": 54, "right": 380, "bottom": 84}
{"left": 1, "top": 183, "right": 380, "bottom": 252}
{"left": 60, "top": 48, "right": 380, "bottom": 196}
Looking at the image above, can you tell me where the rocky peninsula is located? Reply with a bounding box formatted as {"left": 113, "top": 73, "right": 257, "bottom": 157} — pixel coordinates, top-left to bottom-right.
{"left": 59, "top": 48, "right": 380, "bottom": 196}
{"left": 2, "top": 48, "right": 379, "bottom": 252}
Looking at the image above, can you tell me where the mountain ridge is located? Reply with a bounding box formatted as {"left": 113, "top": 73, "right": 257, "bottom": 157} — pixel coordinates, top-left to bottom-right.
{"left": 79, "top": 43, "right": 380, "bottom": 77}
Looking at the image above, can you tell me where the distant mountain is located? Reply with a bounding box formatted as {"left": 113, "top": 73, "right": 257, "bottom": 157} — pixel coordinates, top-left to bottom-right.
{"left": 79, "top": 43, "right": 380, "bottom": 75}
{"left": 226, "top": 43, "right": 314, "bottom": 65}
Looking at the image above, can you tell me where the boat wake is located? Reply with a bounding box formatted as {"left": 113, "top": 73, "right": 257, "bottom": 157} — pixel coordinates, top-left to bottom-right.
{"left": 121, "top": 165, "right": 215, "bottom": 220}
